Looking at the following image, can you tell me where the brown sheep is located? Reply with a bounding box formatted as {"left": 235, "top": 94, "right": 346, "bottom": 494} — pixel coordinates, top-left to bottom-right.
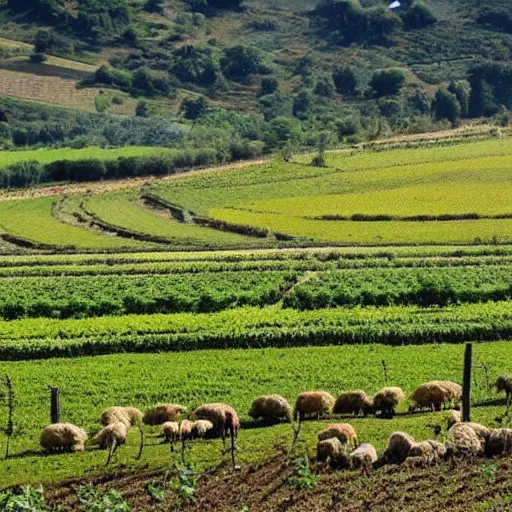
{"left": 161, "top": 421, "right": 179, "bottom": 445}
{"left": 293, "top": 391, "right": 335, "bottom": 421}
{"left": 143, "top": 404, "right": 187, "bottom": 426}
{"left": 192, "top": 403, "right": 240, "bottom": 443}
{"left": 411, "top": 381, "right": 462, "bottom": 412}
{"left": 100, "top": 406, "right": 143, "bottom": 427}
{"left": 248, "top": 395, "right": 292, "bottom": 423}
{"left": 349, "top": 443, "right": 378, "bottom": 470}
{"left": 495, "top": 375, "right": 512, "bottom": 405}
{"left": 486, "top": 428, "right": 512, "bottom": 457}
{"left": 447, "top": 423, "right": 485, "bottom": 457}
{"left": 373, "top": 387, "right": 406, "bottom": 419}
{"left": 179, "top": 419, "right": 194, "bottom": 441}
{"left": 380, "top": 431, "right": 415, "bottom": 464}
{"left": 408, "top": 440, "right": 447, "bottom": 465}
{"left": 316, "top": 437, "right": 347, "bottom": 464}
{"left": 333, "top": 391, "right": 373, "bottom": 417}
{"left": 40, "top": 423, "right": 88, "bottom": 454}
{"left": 92, "top": 421, "right": 129, "bottom": 450}
{"left": 318, "top": 423, "right": 357, "bottom": 449}
{"left": 192, "top": 420, "right": 214, "bottom": 439}
{"left": 447, "top": 410, "right": 462, "bottom": 429}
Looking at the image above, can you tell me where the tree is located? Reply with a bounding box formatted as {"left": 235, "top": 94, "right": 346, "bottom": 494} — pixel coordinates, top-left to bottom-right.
{"left": 220, "top": 45, "right": 263, "bottom": 81}
{"left": 260, "top": 77, "right": 279, "bottom": 96}
{"left": 402, "top": 2, "right": 437, "bottom": 30}
{"left": 76, "top": 0, "right": 131, "bottom": 38}
{"left": 314, "top": 76, "right": 335, "bottom": 97}
{"left": 145, "top": 0, "right": 164, "bottom": 13}
{"left": 448, "top": 80, "right": 471, "bottom": 118}
{"left": 293, "top": 89, "right": 313, "bottom": 119}
{"left": 433, "top": 88, "right": 460, "bottom": 126}
{"left": 34, "top": 30, "right": 52, "bottom": 53}
{"left": 182, "top": 97, "right": 208, "bottom": 120}
{"left": 332, "top": 67, "right": 357, "bottom": 96}
{"left": 370, "top": 69, "right": 405, "bottom": 97}
{"left": 136, "top": 100, "right": 149, "bottom": 117}
{"left": 172, "top": 46, "right": 219, "bottom": 87}
{"left": 188, "top": 0, "right": 242, "bottom": 12}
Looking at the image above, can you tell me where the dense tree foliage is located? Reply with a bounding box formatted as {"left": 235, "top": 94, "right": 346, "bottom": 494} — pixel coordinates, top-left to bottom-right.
{"left": 369, "top": 70, "right": 406, "bottom": 97}
{"left": 469, "top": 63, "right": 512, "bottom": 116}
{"left": 433, "top": 88, "right": 460, "bottom": 126}
{"left": 401, "top": 2, "right": 437, "bottom": 30}
{"left": 220, "top": 45, "right": 264, "bottom": 80}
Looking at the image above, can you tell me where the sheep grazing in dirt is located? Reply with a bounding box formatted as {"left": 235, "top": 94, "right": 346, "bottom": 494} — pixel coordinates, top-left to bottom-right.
{"left": 192, "top": 420, "right": 214, "bottom": 439}
{"left": 494, "top": 375, "right": 512, "bottom": 405}
{"left": 316, "top": 437, "right": 347, "bottom": 464}
{"left": 380, "top": 431, "right": 415, "bottom": 464}
{"left": 143, "top": 404, "right": 187, "bottom": 426}
{"left": 179, "top": 419, "right": 194, "bottom": 441}
{"left": 447, "top": 410, "right": 462, "bottom": 429}
{"left": 373, "top": 387, "right": 406, "bottom": 419}
{"left": 40, "top": 423, "right": 88, "bottom": 454}
{"left": 100, "top": 406, "right": 143, "bottom": 427}
{"left": 333, "top": 391, "right": 373, "bottom": 417}
{"left": 92, "top": 421, "right": 129, "bottom": 450}
{"left": 446, "top": 423, "right": 485, "bottom": 457}
{"left": 408, "top": 440, "right": 447, "bottom": 465}
{"left": 318, "top": 423, "right": 357, "bottom": 449}
{"left": 411, "top": 381, "right": 462, "bottom": 412}
{"left": 293, "top": 391, "right": 335, "bottom": 421}
{"left": 161, "top": 421, "right": 179, "bottom": 444}
{"left": 248, "top": 395, "right": 292, "bottom": 423}
{"left": 192, "top": 403, "right": 240, "bottom": 442}
{"left": 349, "top": 443, "right": 378, "bottom": 470}
{"left": 486, "top": 428, "right": 512, "bottom": 457}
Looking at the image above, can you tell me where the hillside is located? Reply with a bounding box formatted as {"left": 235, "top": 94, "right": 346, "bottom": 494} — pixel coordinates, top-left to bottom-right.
{"left": 0, "top": 0, "right": 511, "bottom": 154}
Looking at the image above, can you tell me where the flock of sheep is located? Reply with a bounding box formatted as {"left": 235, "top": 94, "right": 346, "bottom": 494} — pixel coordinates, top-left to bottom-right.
{"left": 38, "top": 376, "right": 512, "bottom": 471}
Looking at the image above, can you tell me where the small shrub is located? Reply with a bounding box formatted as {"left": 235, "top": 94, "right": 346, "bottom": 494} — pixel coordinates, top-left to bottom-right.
{"left": 288, "top": 456, "right": 317, "bottom": 490}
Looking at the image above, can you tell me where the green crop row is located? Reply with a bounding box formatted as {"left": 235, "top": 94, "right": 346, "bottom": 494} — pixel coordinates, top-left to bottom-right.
{"left": 1, "top": 301, "right": 512, "bottom": 360}
{"left": 283, "top": 265, "right": 512, "bottom": 309}
{"left": 0, "top": 271, "right": 298, "bottom": 320}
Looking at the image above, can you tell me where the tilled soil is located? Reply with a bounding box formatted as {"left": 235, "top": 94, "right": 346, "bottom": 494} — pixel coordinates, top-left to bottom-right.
{"left": 45, "top": 452, "right": 512, "bottom": 511}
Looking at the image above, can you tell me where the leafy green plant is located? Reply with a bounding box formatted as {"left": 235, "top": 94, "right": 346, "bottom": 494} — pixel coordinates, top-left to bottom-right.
{"left": 170, "top": 466, "right": 198, "bottom": 505}
{"left": 482, "top": 463, "right": 498, "bottom": 482}
{"left": 77, "top": 484, "right": 131, "bottom": 512}
{"left": 288, "top": 456, "right": 317, "bottom": 490}
{"left": 0, "top": 486, "right": 52, "bottom": 511}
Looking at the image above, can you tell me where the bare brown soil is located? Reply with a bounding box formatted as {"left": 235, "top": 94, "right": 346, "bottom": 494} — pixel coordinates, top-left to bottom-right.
{"left": 45, "top": 453, "right": 512, "bottom": 511}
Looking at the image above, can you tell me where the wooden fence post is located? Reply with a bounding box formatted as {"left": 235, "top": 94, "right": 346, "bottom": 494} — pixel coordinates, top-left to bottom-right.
{"left": 462, "top": 343, "right": 473, "bottom": 423}
{"left": 49, "top": 386, "right": 60, "bottom": 424}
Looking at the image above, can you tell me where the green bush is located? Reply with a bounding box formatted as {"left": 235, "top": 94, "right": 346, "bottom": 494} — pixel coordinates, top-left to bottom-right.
{"left": 401, "top": 2, "right": 437, "bottom": 30}
{"left": 370, "top": 69, "right": 406, "bottom": 97}
{"left": 332, "top": 67, "right": 357, "bottom": 96}
{"left": 220, "top": 45, "right": 264, "bottom": 81}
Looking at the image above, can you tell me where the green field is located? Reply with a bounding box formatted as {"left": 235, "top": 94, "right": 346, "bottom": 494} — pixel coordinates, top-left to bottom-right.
{"left": 0, "top": 146, "right": 172, "bottom": 167}
{"left": 0, "top": 342, "right": 510, "bottom": 488}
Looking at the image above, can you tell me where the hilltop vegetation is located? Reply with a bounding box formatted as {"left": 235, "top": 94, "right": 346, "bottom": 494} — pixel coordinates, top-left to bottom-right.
{"left": 0, "top": 0, "right": 511, "bottom": 156}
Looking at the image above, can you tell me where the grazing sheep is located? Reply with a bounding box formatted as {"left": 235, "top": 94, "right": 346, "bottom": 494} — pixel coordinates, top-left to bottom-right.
{"left": 447, "top": 410, "right": 462, "bottom": 429}
{"left": 411, "top": 381, "right": 462, "bottom": 412}
{"left": 192, "top": 420, "right": 214, "bottom": 439}
{"left": 161, "top": 421, "right": 179, "bottom": 444}
{"left": 447, "top": 423, "right": 484, "bottom": 457}
{"left": 333, "top": 391, "right": 373, "bottom": 416}
{"left": 380, "top": 431, "right": 415, "bottom": 464}
{"left": 316, "top": 437, "right": 347, "bottom": 464}
{"left": 349, "top": 443, "right": 378, "bottom": 470}
{"left": 179, "top": 419, "right": 194, "bottom": 441}
{"left": 143, "top": 404, "right": 187, "bottom": 426}
{"left": 486, "top": 428, "right": 512, "bottom": 457}
{"left": 495, "top": 375, "right": 512, "bottom": 405}
{"left": 293, "top": 391, "right": 335, "bottom": 421}
{"left": 92, "top": 421, "right": 129, "bottom": 450}
{"left": 408, "top": 440, "right": 447, "bottom": 465}
{"left": 100, "top": 406, "right": 143, "bottom": 427}
{"left": 318, "top": 423, "right": 357, "bottom": 449}
{"left": 192, "top": 403, "right": 240, "bottom": 442}
{"left": 248, "top": 395, "right": 292, "bottom": 423}
{"left": 40, "top": 423, "right": 88, "bottom": 454}
{"left": 373, "top": 387, "right": 406, "bottom": 419}
{"left": 465, "top": 423, "right": 491, "bottom": 445}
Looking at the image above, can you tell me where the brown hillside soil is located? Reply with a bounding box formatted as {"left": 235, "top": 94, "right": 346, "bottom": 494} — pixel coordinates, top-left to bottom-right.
{"left": 45, "top": 453, "right": 512, "bottom": 511}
